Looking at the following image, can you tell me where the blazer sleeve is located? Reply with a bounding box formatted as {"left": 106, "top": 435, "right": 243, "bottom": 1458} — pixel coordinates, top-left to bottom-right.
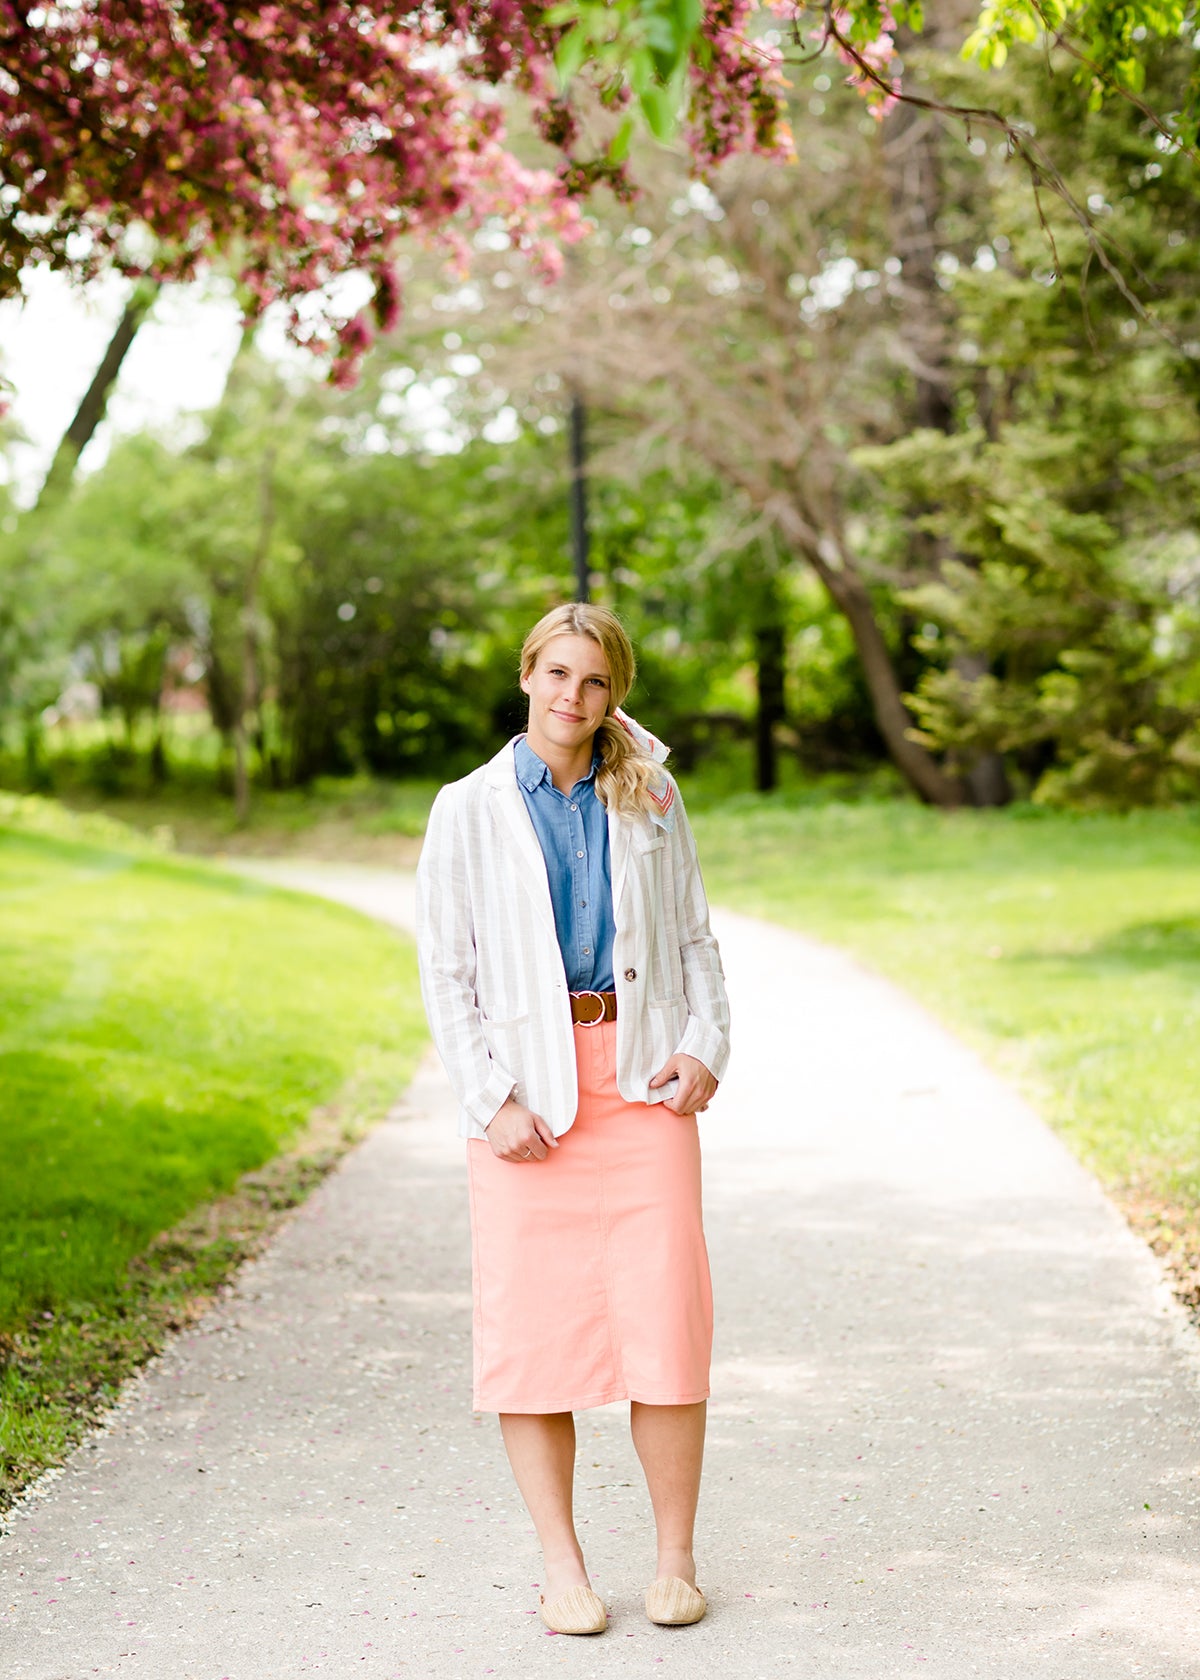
{"left": 667, "top": 783, "right": 731, "bottom": 1081}
{"left": 414, "top": 786, "right": 516, "bottom": 1131}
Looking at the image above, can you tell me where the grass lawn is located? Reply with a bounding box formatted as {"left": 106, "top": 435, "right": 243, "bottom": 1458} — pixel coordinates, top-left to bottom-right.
{"left": 692, "top": 796, "right": 1200, "bottom": 1284}
{"left": 38, "top": 773, "right": 439, "bottom": 864}
{"left": 0, "top": 797, "right": 427, "bottom": 1508}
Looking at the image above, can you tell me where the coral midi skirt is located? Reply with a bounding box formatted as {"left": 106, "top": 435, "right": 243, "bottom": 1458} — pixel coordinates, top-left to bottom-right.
{"left": 466, "top": 1018, "right": 713, "bottom": 1413}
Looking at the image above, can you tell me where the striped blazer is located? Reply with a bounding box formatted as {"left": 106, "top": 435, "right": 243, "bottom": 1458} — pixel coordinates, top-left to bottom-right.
{"left": 415, "top": 738, "right": 731, "bottom": 1140}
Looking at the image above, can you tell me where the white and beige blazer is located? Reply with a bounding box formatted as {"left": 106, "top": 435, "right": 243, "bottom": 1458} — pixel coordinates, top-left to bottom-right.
{"left": 415, "top": 738, "right": 731, "bottom": 1140}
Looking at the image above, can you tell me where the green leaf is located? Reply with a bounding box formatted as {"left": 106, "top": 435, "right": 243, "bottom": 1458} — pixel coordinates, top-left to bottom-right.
{"left": 627, "top": 43, "right": 656, "bottom": 96}
{"left": 639, "top": 82, "right": 676, "bottom": 140}
{"left": 674, "top": 0, "right": 704, "bottom": 33}
{"left": 555, "top": 23, "right": 589, "bottom": 89}
{"left": 608, "top": 114, "right": 636, "bottom": 163}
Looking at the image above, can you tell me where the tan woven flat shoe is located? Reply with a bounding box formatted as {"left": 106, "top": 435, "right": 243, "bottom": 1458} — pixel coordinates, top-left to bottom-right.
{"left": 645, "top": 1576, "right": 707, "bottom": 1625}
{"left": 538, "top": 1584, "right": 608, "bottom": 1634}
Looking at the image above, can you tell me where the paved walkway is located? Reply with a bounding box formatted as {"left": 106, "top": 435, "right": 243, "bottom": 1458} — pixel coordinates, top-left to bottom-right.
{"left": 3, "top": 863, "right": 1199, "bottom": 1679}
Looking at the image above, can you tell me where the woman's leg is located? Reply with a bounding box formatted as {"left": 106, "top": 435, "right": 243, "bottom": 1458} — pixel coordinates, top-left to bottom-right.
{"left": 629, "top": 1400, "right": 707, "bottom": 1586}
{"left": 498, "top": 1411, "right": 591, "bottom": 1599}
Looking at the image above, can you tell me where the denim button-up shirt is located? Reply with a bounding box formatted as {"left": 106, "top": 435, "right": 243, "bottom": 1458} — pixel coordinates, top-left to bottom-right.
{"left": 513, "top": 736, "right": 616, "bottom": 992}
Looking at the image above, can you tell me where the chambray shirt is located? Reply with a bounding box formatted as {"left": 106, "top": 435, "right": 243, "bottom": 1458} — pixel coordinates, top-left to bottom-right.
{"left": 513, "top": 736, "right": 616, "bottom": 992}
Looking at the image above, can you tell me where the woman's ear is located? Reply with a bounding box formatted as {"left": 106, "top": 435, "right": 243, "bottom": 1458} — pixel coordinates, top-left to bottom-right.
{"left": 519, "top": 671, "right": 531, "bottom": 696}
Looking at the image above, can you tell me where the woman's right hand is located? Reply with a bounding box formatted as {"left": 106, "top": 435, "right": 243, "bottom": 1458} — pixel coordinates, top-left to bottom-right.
{"left": 485, "top": 1097, "right": 559, "bottom": 1163}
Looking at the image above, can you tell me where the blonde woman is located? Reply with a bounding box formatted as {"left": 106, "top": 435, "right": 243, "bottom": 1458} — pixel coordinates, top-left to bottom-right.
{"left": 415, "top": 603, "right": 730, "bottom": 1635}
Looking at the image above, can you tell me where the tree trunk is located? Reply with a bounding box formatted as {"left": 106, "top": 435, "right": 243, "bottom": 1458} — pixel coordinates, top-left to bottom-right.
{"left": 233, "top": 448, "right": 277, "bottom": 827}
{"left": 882, "top": 9, "right": 1011, "bottom": 805}
{"left": 36, "top": 280, "right": 161, "bottom": 509}
{"left": 753, "top": 617, "right": 786, "bottom": 793}
{"left": 149, "top": 719, "right": 168, "bottom": 787}
{"left": 881, "top": 96, "right": 952, "bottom": 434}
{"left": 802, "top": 535, "right": 964, "bottom": 807}
{"left": 953, "top": 651, "right": 1013, "bottom": 806}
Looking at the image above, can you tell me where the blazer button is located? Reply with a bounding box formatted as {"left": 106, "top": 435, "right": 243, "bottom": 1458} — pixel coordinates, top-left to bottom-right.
{"left": 624, "top": 967, "right": 637, "bottom": 982}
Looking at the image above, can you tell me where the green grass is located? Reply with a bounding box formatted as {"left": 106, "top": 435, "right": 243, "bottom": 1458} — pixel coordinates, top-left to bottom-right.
{"left": 0, "top": 797, "right": 427, "bottom": 1503}
{"left": 28, "top": 773, "right": 441, "bottom": 860}
{"left": 692, "top": 797, "right": 1200, "bottom": 1218}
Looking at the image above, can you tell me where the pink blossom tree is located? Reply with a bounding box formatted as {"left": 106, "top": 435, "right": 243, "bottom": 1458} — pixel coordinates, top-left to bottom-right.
{"left": 1, "top": 1, "right": 791, "bottom": 380}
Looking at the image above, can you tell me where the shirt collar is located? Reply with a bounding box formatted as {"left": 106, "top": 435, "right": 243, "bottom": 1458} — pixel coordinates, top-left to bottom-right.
{"left": 514, "top": 735, "right": 599, "bottom": 794}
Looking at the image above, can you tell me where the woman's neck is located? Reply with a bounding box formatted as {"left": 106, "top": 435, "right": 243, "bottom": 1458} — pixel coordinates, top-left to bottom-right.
{"left": 524, "top": 727, "right": 597, "bottom": 795}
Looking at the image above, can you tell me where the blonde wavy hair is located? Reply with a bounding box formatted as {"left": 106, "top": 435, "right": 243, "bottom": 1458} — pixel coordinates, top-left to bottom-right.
{"left": 519, "top": 603, "right": 664, "bottom": 819}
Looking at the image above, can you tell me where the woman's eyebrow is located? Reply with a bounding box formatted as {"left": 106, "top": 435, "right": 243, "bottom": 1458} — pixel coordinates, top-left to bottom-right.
{"left": 550, "top": 662, "right": 610, "bottom": 681}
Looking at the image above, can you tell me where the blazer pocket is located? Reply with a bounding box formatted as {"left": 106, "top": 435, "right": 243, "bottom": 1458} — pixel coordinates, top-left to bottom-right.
{"left": 480, "top": 1010, "right": 531, "bottom": 1030}
{"left": 479, "top": 1013, "right": 530, "bottom": 1084}
{"left": 633, "top": 832, "right": 667, "bottom": 855}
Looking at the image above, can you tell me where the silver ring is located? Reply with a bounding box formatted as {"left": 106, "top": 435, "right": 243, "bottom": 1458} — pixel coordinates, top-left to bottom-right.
{"left": 522, "top": 1148, "right": 533, "bottom": 1158}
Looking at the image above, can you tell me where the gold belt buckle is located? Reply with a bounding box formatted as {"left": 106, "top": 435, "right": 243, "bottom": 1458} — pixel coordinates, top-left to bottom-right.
{"left": 572, "top": 989, "right": 606, "bottom": 1026}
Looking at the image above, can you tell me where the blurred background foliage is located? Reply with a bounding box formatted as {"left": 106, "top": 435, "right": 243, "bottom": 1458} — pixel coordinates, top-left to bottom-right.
{"left": 2, "top": 27, "right": 1200, "bottom": 818}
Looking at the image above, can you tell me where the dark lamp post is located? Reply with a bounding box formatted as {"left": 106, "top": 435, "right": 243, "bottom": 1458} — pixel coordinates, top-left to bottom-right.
{"left": 568, "top": 389, "right": 590, "bottom": 603}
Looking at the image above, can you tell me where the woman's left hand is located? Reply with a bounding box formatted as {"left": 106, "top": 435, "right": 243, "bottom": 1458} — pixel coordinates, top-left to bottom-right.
{"left": 649, "top": 1053, "right": 718, "bottom": 1116}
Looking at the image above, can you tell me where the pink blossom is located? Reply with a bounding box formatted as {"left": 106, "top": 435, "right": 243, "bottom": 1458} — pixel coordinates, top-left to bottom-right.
{"left": 0, "top": 3, "right": 789, "bottom": 375}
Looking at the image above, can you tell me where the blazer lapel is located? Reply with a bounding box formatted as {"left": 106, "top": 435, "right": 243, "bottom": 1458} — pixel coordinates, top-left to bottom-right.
{"left": 608, "top": 805, "right": 636, "bottom": 920}
{"left": 485, "top": 742, "right": 556, "bottom": 934}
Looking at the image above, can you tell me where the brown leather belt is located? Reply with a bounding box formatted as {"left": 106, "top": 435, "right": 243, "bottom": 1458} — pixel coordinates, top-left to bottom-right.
{"left": 570, "top": 989, "right": 618, "bottom": 1026}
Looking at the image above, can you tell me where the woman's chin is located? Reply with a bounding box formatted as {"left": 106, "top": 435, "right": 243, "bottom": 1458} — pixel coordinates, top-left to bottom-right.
{"left": 535, "top": 721, "right": 596, "bottom": 749}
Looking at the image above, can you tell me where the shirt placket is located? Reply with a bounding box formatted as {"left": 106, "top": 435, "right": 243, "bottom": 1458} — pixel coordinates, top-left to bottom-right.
{"left": 567, "top": 793, "right": 594, "bottom": 989}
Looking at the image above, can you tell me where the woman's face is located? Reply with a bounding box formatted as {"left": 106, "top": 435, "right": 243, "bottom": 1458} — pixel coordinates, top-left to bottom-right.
{"left": 521, "top": 633, "right": 612, "bottom": 757}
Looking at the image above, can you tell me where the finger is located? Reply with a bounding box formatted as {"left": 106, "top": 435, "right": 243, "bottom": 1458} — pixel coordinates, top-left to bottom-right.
{"left": 532, "top": 1113, "right": 559, "bottom": 1150}
{"left": 503, "top": 1142, "right": 537, "bottom": 1162}
{"left": 648, "top": 1062, "right": 676, "bottom": 1090}
{"left": 522, "top": 1134, "right": 548, "bottom": 1161}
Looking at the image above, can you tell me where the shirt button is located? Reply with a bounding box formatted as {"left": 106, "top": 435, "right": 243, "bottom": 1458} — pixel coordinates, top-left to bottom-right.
{"left": 570, "top": 803, "right": 578, "bottom": 811}
{"left": 583, "top": 946, "right": 591, "bottom": 955}
{"left": 624, "top": 967, "right": 637, "bottom": 982}
{"left": 576, "top": 850, "right": 585, "bottom": 858}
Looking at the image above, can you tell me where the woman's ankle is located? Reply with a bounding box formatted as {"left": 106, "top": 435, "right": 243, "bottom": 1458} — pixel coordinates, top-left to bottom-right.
{"left": 655, "top": 1544, "right": 697, "bottom": 1586}
{"left": 540, "top": 1544, "right": 590, "bottom": 1597}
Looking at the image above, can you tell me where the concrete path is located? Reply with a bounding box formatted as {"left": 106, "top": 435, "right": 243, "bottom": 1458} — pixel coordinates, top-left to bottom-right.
{"left": 3, "top": 862, "right": 1199, "bottom": 1680}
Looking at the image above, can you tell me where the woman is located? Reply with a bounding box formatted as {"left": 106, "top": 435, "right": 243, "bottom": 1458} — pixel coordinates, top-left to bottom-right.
{"left": 415, "top": 603, "right": 730, "bottom": 1635}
